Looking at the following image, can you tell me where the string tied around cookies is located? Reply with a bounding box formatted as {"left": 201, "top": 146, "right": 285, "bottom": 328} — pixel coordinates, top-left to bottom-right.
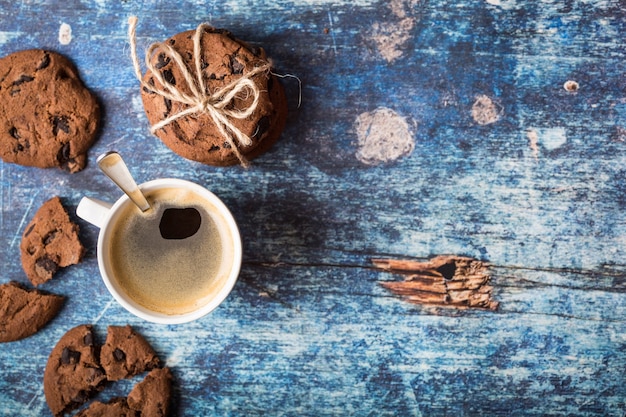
{"left": 128, "top": 16, "right": 271, "bottom": 167}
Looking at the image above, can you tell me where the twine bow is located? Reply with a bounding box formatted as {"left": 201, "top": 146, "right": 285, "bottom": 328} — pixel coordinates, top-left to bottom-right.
{"left": 128, "top": 16, "right": 270, "bottom": 167}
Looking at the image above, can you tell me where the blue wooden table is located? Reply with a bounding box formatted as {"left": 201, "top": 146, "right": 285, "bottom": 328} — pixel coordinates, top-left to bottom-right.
{"left": 2, "top": 1, "right": 626, "bottom": 415}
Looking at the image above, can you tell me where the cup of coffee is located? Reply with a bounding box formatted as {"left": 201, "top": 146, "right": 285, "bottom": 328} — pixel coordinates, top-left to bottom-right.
{"left": 76, "top": 178, "right": 242, "bottom": 324}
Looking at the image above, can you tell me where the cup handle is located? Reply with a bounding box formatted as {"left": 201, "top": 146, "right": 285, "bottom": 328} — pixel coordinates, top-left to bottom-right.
{"left": 76, "top": 197, "right": 113, "bottom": 229}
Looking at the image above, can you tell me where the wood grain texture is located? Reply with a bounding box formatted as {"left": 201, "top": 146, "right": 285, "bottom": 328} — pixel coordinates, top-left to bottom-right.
{"left": 1, "top": 0, "right": 625, "bottom": 416}
{"left": 375, "top": 256, "right": 499, "bottom": 310}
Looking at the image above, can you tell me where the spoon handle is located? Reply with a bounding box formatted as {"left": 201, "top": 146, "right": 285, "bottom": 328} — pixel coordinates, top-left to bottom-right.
{"left": 96, "top": 151, "right": 151, "bottom": 212}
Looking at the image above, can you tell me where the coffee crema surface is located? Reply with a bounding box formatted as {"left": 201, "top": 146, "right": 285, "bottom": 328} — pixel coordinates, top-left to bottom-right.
{"left": 107, "top": 187, "right": 231, "bottom": 315}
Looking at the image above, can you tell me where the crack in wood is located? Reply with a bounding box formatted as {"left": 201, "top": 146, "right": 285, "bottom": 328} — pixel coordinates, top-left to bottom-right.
{"left": 374, "top": 255, "right": 499, "bottom": 311}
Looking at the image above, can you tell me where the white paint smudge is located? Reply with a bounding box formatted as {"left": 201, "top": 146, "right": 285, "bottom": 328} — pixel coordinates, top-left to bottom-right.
{"left": 527, "top": 129, "right": 539, "bottom": 159}
{"left": 563, "top": 80, "right": 579, "bottom": 92}
{"left": 539, "top": 127, "right": 567, "bottom": 150}
{"left": 526, "top": 127, "right": 567, "bottom": 156}
{"left": 369, "top": 0, "right": 420, "bottom": 63}
{"left": 485, "top": 0, "right": 518, "bottom": 9}
{"left": 354, "top": 107, "right": 415, "bottom": 165}
{"left": 370, "top": 19, "right": 415, "bottom": 63}
{"left": 327, "top": 10, "right": 338, "bottom": 55}
{"left": 471, "top": 94, "right": 502, "bottom": 125}
{"left": 58, "top": 23, "right": 72, "bottom": 45}
{"left": 165, "top": 346, "right": 187, "bottom": 367}
{"left": 0, "top": 31, "right": 22, "bottom": 45}
{"left": 131, "top": 94, "right": 144, "bottom": 117}
{"left": 389, "top": 0, "right": 421, "bottom": 19}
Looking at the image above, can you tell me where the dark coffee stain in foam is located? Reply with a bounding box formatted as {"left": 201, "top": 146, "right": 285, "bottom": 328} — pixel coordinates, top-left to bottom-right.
{"left": 159, "top": 207, "right": 202, "bottom": 239}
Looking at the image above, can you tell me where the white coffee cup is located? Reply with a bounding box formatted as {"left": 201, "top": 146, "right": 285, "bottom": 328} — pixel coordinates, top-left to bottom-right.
{"left": 77, "top": 178, "right": 242, "bottom": 324}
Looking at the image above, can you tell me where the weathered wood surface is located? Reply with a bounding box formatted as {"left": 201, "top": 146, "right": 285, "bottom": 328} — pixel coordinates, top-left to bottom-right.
{"left": 1, "top": 0, "right": 626, "bottom": 415}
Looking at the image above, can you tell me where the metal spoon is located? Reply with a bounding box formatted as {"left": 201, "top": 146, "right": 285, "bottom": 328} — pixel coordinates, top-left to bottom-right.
{"left": 96, "top": 151, "right": 151, "bottom": 212}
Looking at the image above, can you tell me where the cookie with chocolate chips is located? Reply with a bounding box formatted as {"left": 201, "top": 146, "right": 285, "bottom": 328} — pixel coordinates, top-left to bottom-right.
{"left": 140, "top": 26, "right": 288, "bottom": 166}
{"left": 44, "top": 324, "right": 172, "bottom": 416}
{"left": 20, "top": 196, "right": 84, "bottom": 286}
{"left": 127, "top": 367, "right": 173, "bottom": 417}
{"left": 0, "top": 49, "right": 100, "bottom": 172}
{"left": 43, "top": 324, "right": 107, "bottom": 417}
{"left": 0, "top": 281, "right": 64, "bottom": 343}
{"left": 100, "top": 325, "right": 161, "bottom": 381}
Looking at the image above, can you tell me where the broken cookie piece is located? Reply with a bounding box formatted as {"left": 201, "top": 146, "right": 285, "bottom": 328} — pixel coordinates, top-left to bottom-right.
{"left": 100, "top": 325, "right": 161, "bottom": 381}
{"left": 20, "top": 196, "right": 84, "bottom": 286}
{"left": 43, "top": 324, "right": 107, "bottom": 417}
{"left": 0, "top": 281, "right": 64, "bottom": 343}
{"left": 74, "top": 398, "right": 138, "bottom": 417}
{"left": 127, "top": 367, "right": 173, "bottom": 417}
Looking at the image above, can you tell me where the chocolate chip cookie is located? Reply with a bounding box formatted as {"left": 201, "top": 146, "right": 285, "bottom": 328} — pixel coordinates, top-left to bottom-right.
{"left": 43, "top": 324, "right": 107, "bottom": 416}
{"left": 127, "top": 367, "right": 173, "bottom": 416}
{"left": 44, "top": 324, "right": 173, "bottom": 416}
{"left": 100, "top": 325, "right": 161, "bottom": 381}
{"left": 140, "top": 26, "right": 288, "bottom": 166}
{"left": 0, "top": 281, "right": 64, "bottom": 343}
{"left": 0, "top": 49, "right": 100, "bottom": 172}
{"left": 20, "top": 196, "right": 84, "bottom": 286}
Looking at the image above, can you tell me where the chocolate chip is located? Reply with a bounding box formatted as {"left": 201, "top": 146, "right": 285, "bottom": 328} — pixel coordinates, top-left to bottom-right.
{"left": 162, "top": 69, "right": 176, "bottom": 86}
{"left": 37, "top": 53, "right": 51, "bottom": 70}
{"left": 9, "top": 127, "right": 20, "bottom": 139}
{"left": 12, "top": 75, "right": 34, "bottom": 86}
{"left": 155, "top": 53, "right": 170, "bottom": 70}
{"left": 209, "top": 144, "right": 220, "bottom": 152}
{"left": 83, "top": 333, "right": 94, "bottom": 346}
{"left": 154, "top": 53, "right": 171, "bottom": 69}
{"left": 143, "top": 78, "right": 157, "bottom": 94}
{"left": 229, "top": 55, "right": 244, "bottom": 74}
{"left": 113, "top": 348, "right": 126, "bottom": 362}
{"left": 61, "top": 347, "right": 81, "bottom": 365}
{"left": 24, "top": 223, "right": 35, "bottom": 237}
{"left": 43, "top": 230, "right": 57, "bottom": 245}
{"left": 168, "top": 38, "right": 176, "bottom": 45}
{"left": 56, "top": 142, "right": 71, "bottom": 164}
{"left": 52, "top": 116, "right": 70, "bottom": 135}
{"left": 163, "top": 97, "right": 172, "bottom": 117}
{"left": 35, "top": 256, "right": 59, "bottom": 274}
{"left": 56, "top": 69, "right": 70, "bottom": 80}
